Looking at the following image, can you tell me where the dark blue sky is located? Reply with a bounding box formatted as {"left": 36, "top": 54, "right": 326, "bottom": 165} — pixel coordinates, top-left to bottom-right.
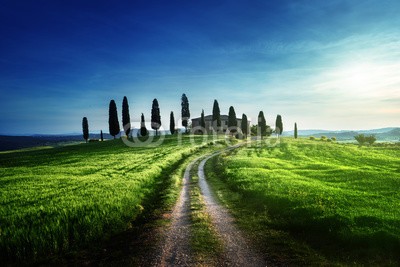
{"left": 0, "top": 0, "right": 399, "bottom": 134}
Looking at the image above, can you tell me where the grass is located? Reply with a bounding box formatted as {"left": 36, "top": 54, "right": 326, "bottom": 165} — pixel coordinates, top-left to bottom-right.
{"left": 0, "top": 135, "right": 224, "bottom": 263}
{"left": 206, "top": 138, "right": 400, "bottom": 265}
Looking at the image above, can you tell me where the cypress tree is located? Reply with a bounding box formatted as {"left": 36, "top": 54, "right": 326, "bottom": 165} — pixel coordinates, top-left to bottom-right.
{"left": 122, "top": 96, "right": 131, "bottom": 137}
{"left": 294, "top": 122, "right": 298, "bottom": 139}
{"left": 100, "top": 130, "right": 104, "bottom": 141}
{"left": 212, "top": 99, "right": 221, "bottom": 132}
{"left": 108, "top": 100, "right": 120, "bottom": 139}
{"left": 170, "top": 111, "right": 175, "bottom": 135}
{"left": 151, "top": 98, "right": 161, "bottom": 136}
{"left": 241, "top": 113, "right": 248, "bottom": 139}
{"left": 140, "top": 113, "right": 148, "bottom": 137}
{"left": 82, "top": 117, "right": 89, "bottom": 143}
{"left": 275, "top": 115, "right": 283, "bottom": 135}
{"left": 228, "top": 106, "right": 237, "bottom": 132}
{"left": 228, "top": 106, "right": 237, "bottom": 127}
{"left": 200, "top": 109, "right": 206, "bottom": 133}
{"left": 181, "top": 94, "right": 190, "bottom": 133}
{"left": 258, "top": 111, "right": 267, "bottom": 137}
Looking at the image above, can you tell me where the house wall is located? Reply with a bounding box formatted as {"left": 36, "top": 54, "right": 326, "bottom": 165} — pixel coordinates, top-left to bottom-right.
{"left": 191, "top": 117, "right": 247, "bottom": 134}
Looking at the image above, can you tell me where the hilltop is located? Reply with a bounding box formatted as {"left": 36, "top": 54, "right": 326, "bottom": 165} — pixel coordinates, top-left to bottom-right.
{"left": 283, "top": 127, "right": 400, "bottom": 141}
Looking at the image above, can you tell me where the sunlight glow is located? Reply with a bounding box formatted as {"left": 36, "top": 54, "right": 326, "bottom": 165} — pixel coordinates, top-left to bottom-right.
{"left": 335, "top": 62, "right": 386, "bottom": 94}
{"left": 317, "top": 60, "right": 400, "bottom": 99}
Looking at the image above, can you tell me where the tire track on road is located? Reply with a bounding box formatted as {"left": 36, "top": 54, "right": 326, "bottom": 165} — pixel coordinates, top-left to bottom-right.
{"left": 198, "top": 151, "right": 267, "bottom": 267}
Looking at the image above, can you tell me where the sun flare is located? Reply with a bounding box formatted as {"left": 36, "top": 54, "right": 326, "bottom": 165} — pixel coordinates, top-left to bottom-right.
{"left": 328, "top": 61, "right": 399, "bottom": 97}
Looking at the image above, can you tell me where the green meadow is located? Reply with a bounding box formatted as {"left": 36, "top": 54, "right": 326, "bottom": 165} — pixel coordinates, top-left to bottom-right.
{"left": 0, "top": 135, "right": 219, "bottom": 262}
{"left": 208, "top": 138, "right": 400, "bottom": 265}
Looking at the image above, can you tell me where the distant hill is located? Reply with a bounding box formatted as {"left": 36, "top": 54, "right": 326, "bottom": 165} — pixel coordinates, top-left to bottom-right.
{"left": 0, "top": 133, "right": 115, "bottom": 152}
{"left": 1, "top": 127, "right": 399, "bottom": 151}
{"left": 0, "top": 129, "right": 180, "bottom": 151}
{"left": 283, "top": 127, "right": 400, "bottom": 141}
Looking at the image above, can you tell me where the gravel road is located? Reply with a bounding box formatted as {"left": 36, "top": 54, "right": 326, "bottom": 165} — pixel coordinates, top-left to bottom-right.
{"left": 152, "top": 158, "right": 199, "bottom": 266}
{"left": 153, "top": 145, "right": 267, "bottom": 266}
{"left": 198, "top": 152, "right": 267, "bottom": 267}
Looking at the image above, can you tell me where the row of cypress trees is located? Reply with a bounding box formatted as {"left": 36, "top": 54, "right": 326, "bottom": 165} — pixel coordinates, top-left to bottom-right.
{"left": 82, "top": 94, "right": 190, "bottom": 141}
{"left": 108, "top": 95, "right": 187, "bottom": 139}
{"left": 82, "top": 94, "right": 285, "bottom": 142}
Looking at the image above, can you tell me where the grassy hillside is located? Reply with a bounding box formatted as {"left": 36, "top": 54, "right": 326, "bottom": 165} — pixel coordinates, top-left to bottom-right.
{"left": 208, "top": 138, "right": 400, "bottom": 265}
{"left": 0, "top": 135, "right": 218, "bottom": 263}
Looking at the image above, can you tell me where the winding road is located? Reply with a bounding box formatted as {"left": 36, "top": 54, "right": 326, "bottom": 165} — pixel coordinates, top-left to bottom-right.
{"left": 156, "top": 146, "right": 267, "bottom": 266}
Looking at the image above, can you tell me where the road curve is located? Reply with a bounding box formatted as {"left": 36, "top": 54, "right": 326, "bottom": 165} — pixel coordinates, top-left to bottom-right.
{"left": 198, "top": 152, "right": 267, "bottom": 267}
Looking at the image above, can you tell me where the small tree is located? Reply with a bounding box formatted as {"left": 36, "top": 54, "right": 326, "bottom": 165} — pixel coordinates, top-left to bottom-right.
{"left": 294, "top": 122, "right": 298, "bottom": 139}
{"left": 258, "top": 111, "right": 267, "bottom": 138}
{"left": 100, "top": 130, "right": 104, "bottom": 141}
{"left": 151, "top": 98, "right": 161, "bottom": 136}
{"left": 365, "top": 135, "right": 377, "bottom": 145}
{"left": 170, "top": 111, "right": 175, "bottom": 135}
{"left": 181, "top": 94, "right": 190, "bottom": 133}
{"left": 354, "top": 134, "right": 366, "bottom": 145}
{"left": 82, "top": 117, "right": 89, "bottom": 143}
{"left": 227, "top": 106, "right": 237, "bottom": 134}
{"left": 200, "top": 109, "right": 206, "bottom": 133}
{"left": 250, "top": 124, "right": 258, "bottom": 136}
{"left": 140, "top": 113, "right": 148, "bottom": 137}
{"left": 241, "top": 113, "right": 248, "bottom": 139}
{"left": 108, "top": 100, "right": 120, "bottom": 139}
{"left": 122, "top": 96, "right": 131, "bottom": 137}
{"left": 275, "top": 115, "right": 283, "bottom": 136}
{"left": 212, "top": 99, "right": 221, "bottom": 133}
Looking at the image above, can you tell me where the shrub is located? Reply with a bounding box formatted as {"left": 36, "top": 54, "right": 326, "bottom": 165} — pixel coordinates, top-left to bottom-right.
{"left": 331, "top": 137, "right": 337, "bottom": 141}
{"left": 309, "top": 136, "right": 316, "bottom": 141}
{"left": 365, "top": 135, "right": 377, "bottom": 145}
{"left": 320, "top": 135, "right": 327, "bottom": 141}
{"left": 327, "top": 138, "right": 332, "bottom": 142}
{"left": 354, "top": 134, "right": 366, "bottom": 145}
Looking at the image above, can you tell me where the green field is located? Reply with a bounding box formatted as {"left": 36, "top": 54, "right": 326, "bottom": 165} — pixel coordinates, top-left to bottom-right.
{"left": 208, "top": 138, "right": 400, "bottom": 265}
{"left": 0, "top": 135, "right": 222, "bottom": 262}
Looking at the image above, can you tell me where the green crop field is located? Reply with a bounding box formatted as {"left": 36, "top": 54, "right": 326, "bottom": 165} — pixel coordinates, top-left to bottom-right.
{"left": 0, "top": 135, "right": 222, "bottom": 263}
{"left": 208, "top": 138, "right": 400, "bottom": 265}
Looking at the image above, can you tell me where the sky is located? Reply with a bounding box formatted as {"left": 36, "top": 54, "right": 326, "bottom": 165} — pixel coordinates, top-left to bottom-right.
{"left": 0, "top": 0, "right": 399, "bottom": 135}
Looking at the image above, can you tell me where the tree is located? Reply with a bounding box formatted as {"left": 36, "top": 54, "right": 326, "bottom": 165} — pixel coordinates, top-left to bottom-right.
{"left": 100, "top": 130, "right": 104, "bottom": 141}
{"left": 170, "top": 111, "right": 175, "bottom": 135}
{"left": 365, "top": 135, "right": 377, "bottom": 145}
{"left": 354, "top": 134, "right": 366, "bottom": 145}
{"left": 228, "top": 106, "right": 237, "bottom": 127}
{"left": 140, "top": 113, "right": 148, "bottom": 137}
{"left": 181, "top": 94, "right": 190, "bottom": 133}
{"left": 151, "top": 98, "right": 161, "bottom": 136}
{"left": 212, "top": 99, "right": 221, "bottom": 132}
{"left": 122, "top": 96, "right": 131, "bottom": 137}
{"left": 275, "top": 114, "right": 283, "bottom": 135}
{"left": 294, "top": 122, "right": 298, "bottom": 139}
{"left": 82, "top": 117, "right": 89, "bottom": 143}
{"left": 108, "top": 100, "right": 120, "bottom": 139}
{"left": 250, "top": 124, "right": 258, "bottom": 136}
{"left": 241, "top": 113, "right": 248, "bottom": 139}
{"left": 258, "top": 111, "right": 267, "bottom": 137}
{"left": 227, "top": 106, "right": 237, "bottom": 136}
{"left": 200, "top": 109, "right": 206, "bottom": 133}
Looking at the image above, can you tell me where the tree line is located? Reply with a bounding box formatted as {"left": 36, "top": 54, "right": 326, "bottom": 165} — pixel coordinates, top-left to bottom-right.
{"left": 81, "top": 94, "right": 190, "bottom": 142}
{"left": 81, "top": 94, "right": 285, "bottom": 142}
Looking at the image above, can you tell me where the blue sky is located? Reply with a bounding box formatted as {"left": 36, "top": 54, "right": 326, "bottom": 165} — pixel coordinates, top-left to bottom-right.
{"left": 0, "top": 0, "right": 399, "bottom": 134}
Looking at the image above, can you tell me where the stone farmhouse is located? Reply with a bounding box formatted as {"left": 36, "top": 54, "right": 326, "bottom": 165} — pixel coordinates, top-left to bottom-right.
{"left": 191, "top": 115, "right": 249, "bottom": 134}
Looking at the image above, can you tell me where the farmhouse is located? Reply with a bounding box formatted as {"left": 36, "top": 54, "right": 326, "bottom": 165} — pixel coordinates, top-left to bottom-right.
{"left": 191, "top": 115, "right": 249, "bottom": 134}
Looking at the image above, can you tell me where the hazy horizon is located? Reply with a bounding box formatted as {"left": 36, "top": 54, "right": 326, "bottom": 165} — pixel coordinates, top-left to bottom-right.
{"left": 1, "top": 1, "right": 399, "bottom": 135}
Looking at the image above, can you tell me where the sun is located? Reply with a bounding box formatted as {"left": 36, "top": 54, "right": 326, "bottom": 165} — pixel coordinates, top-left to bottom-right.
{"left": 331, "top": 62, "right": 388, "bottom": 96}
